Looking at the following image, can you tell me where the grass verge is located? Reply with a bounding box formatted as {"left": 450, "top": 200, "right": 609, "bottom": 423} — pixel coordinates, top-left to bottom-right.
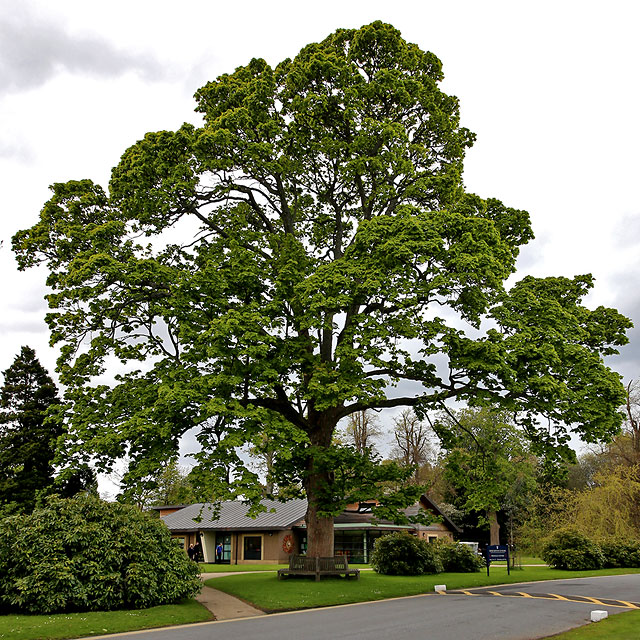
{"left": 206, "top": 566, "right": 640, "bottom": 612}
{"left": 0, "top": 599, "right": 212, "bottom": 640}
{"left": 546, "top": 609, "right": 640, "bottom": 639}
{"left": 199, "top": 563, "right": 287, "bottom": 572}
{"left": 199, "top": 563, "right": 369, "bottom": 573}
{"left": 491, "top": 555, "right": 545, "bottom": 565}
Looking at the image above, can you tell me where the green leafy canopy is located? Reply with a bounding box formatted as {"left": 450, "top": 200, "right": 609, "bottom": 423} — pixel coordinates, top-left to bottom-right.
{"left": 11, "top": 22, "right": 631, "bottom": 548}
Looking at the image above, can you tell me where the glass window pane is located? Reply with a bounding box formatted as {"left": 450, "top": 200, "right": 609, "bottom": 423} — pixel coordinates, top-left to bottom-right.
{"left": 244, "top": 536, "right": 262, "bottom": 560}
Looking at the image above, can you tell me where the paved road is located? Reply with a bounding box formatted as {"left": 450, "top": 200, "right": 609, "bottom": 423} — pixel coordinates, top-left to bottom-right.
{"left": 85, "top": 574, "right": 640, "bottom": 640}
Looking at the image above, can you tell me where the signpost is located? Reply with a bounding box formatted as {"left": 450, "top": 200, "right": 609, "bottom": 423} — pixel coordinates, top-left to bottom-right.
{"left": 485, "top": 545, "right": 510, "bottom": 576}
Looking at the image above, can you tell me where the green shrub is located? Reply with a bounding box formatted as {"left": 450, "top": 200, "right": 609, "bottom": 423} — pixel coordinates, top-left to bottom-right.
{"left": 0, "top": 495, "right": 201, "bottom": 614}
{"left": 437, "top": 542, "right": 484, "bottom": 573}
{"left": 541, "top": 529, "right": 605, "bottom": 570}
{"left": 599, "top": 539, "right": 640, "bottom": 568}
{"left": 370, "top": 533, "right": 443, "bottom": 575}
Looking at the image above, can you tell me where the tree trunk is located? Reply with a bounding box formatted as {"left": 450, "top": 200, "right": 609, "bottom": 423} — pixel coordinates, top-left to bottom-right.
{"left": 488, "top": 509, "right": 500, "bottom": 545}
{"left": 305, "top": 488, "right": 335, "bottom": 557}
{"left": 304, "top": 412, "right": 336, "bottom": 557}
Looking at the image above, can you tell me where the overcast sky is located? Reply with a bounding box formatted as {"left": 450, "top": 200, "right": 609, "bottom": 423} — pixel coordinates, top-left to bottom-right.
{"left": 1, "top": 1, "right": 639, "bottom": 477}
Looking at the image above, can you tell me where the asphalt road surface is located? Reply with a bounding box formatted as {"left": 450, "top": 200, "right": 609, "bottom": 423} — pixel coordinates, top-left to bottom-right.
{"left": 87, "top": 574, "right": 640, "bottom": 640}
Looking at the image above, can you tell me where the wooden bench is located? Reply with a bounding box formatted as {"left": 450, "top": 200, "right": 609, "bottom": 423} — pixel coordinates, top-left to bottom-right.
{"left": 278, "top": 555, "right": 360, "bottom": 581}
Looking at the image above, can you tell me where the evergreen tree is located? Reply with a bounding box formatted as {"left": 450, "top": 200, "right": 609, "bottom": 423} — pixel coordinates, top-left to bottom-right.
{"left": 0, "top": 346, "right": 61, "bottom": 513}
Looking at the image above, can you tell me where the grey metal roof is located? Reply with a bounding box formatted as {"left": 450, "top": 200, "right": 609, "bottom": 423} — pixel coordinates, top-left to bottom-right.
{"left": 162, "top": 498, "right": 308, "bottom": 532}
{"left": 161, "top": 495, "right": 460, "bottom": 534}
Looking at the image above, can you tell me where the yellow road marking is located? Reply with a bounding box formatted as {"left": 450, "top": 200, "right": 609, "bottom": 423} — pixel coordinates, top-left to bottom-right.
{"left": 443, "top": 590, "right": 640, "bottom": 610}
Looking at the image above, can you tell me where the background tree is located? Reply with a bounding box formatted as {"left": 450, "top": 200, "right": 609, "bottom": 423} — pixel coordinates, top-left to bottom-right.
{"left": 566, "top": 379, "right": 640, "bottom": 490}
{"left": 390, "top": 408, "right": 434, "bottom": 483}
{"left": 519, "top": 465, "right": 640, "bottom": 552}
{"left": 624, "top": 380, "right": 640, "bottom": 455}
{"left": 147, "top": 461, "right": 196, "bottom": 506}
{"left": 606, "top": 379, "right": 640, "bottom": 467}
{"left": 13, "top": 22, "right": 630, "bottom": 556}
{"left": 566, "top": 449, "right": 607, "bottom": 490}
{"left": 434, "top": 407, "right": 537, "bottom": 545}
{"left": 0, "top": 347, "right": 62, "bottom": 514}
{"left": 249, "top": 433, "right": 280, "bottom": 496}
{"left": 341, "top": 409, "right": 383, "bottom": 455}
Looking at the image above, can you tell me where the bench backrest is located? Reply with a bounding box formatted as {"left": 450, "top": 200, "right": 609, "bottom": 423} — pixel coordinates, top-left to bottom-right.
{"left": 289, "top": 555, "right": 350, "bottom": 572}
{"left": 289, "top": 555, "right": 316, "bottom": 571}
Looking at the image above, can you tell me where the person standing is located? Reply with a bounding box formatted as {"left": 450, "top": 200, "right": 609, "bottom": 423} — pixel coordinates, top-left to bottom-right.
{"left": 216, "top": 542, "right": 223, "bottom": 563}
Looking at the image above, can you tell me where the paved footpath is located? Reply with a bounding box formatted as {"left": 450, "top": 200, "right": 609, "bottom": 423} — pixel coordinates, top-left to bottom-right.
{"left": 196, "top": 572, "right": 264, "bottom": 620}
{"left": 81, "top": 573, "right": 640, "bottom": 640}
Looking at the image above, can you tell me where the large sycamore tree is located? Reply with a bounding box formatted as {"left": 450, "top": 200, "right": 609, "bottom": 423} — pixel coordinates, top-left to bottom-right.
{"left": 13, "top": 23, "right": 630, "bottom": 556}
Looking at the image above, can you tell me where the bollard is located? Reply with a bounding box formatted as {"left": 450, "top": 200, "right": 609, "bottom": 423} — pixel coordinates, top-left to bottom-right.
{"left": 590, "top": 610, "right": 608, "bottom": 622}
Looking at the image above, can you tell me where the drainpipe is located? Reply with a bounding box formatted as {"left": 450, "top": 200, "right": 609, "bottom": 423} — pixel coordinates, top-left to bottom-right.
{"left": 235, "top": 532, "right": 239, "bottom": 565}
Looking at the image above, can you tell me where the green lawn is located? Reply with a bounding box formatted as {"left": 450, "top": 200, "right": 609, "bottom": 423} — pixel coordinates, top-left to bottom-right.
{"left": 199, "top": 562, "right": 370, "bottom": 573}
{"left": 0, "top": 599, "right": 212, "bottom": 640}
{"left": 206, "top": 566, "right": 640, "bottom": 612}
{"left": 547, "top": 609, "right": 640, "bottom": 639}
{"left": 4, "top": 566, "right": 638, "bottom": 640}
{"left": 199, "top": 562, "right": 288, "bottom": 572}
{"left": 492, "top": 555, "right": 545, "bottom": 565}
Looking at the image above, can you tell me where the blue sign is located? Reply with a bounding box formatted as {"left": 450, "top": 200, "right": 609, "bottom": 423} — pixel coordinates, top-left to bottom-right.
{"left": 485, "top": 545, "right": 510, "bottom": 575}
{"left": 487, "top": 545, "right": 509, "bottom": 561}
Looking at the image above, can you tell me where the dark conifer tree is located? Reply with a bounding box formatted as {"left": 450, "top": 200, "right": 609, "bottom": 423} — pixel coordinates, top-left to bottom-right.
{"left": 0, "top": 346, "right": 62, "bottom": 513}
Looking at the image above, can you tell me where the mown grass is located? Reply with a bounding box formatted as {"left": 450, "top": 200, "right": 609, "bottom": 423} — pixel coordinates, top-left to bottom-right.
{"left": 492, "top": 555, "right": 545, "bottom": 565}
{"left": 547, "top": 609, "right": 640, "bottom": 639}
{"left": 0, "top": 599, "right": 212, "bottom": 640}
{"left": 199, "top": 562, "right": 288, "bottom": 572}
{"left": 206, "top": 566, "right": 640, "bottom": 612}
{"left": 199, "top": 562, "right": 370, "bottom": 572}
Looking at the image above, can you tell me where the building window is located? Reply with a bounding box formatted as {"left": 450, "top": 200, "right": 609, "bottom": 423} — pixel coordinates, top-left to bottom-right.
{"left": 334, "top": 531, "right": 367, "bottom": 563}
{"left": 428, "top": 536, "right": 438, "bottom": 544}
{"left": 243, "top": 535, "right": 262, "bottom": 561}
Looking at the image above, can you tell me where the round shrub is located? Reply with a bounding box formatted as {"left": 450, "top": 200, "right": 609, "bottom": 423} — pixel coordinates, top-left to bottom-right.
{"left": 437, "top": 542, "right": 484, "bottom": 573}
{"left": 0, "top": 494, "right": 201, "bottom": 613}
{"left": 599, "top": 539, "right": 640, "bottom": 568}
{"left": 541, "top": 529, "right": 605, "bottom": 570}
{"left": 370, "top": 532, "right": 443, "bottom": 575}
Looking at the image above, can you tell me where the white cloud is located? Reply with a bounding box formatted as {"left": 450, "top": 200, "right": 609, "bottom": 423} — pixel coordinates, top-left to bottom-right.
{"left": 0, "top": 4, "right": 169, "bottom": 95}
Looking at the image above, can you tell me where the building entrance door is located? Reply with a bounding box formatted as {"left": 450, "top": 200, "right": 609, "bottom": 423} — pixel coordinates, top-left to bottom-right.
{"left": 215, "top": 533, "right": 231, "bottom": 564}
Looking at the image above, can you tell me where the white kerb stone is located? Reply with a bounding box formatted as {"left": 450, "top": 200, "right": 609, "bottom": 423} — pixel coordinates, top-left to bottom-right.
{"left": 434, "top": 584, "right": 446, "bottom": 592}
{"left": 590, "top": 610, "right": 608, "bottom": 622}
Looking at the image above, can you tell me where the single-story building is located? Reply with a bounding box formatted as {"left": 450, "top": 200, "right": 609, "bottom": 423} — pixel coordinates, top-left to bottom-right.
{"left": 159, "top": 495, "right": 460, "bottom": 564}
